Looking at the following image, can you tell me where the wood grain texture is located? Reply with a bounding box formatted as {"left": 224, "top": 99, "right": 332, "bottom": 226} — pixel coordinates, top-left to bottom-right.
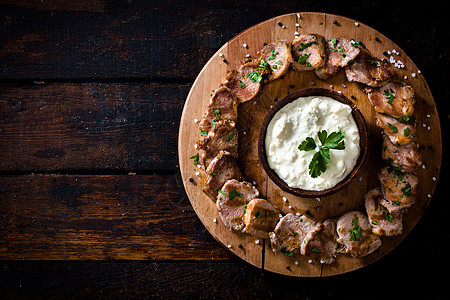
{"left": 0, "top": 174, "right": 231, "bottom": 260}
{"left": 179, "top": 12, "right": 442, "bottom": 277}
{"left": 0, "top": 82, "right": 188, "bottom": 171}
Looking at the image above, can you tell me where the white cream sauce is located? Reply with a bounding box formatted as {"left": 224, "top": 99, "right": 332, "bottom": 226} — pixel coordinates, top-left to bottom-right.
{"left": 265, "top": 96, "right": 360, "bottom": 191}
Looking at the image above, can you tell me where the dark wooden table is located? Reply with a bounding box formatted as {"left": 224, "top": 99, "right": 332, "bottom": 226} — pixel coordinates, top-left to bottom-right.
{"left": 0, "top": 0, "right": 448, "bottom": 298}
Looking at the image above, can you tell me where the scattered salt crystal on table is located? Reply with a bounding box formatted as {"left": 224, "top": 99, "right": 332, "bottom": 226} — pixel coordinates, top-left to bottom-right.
{"left": 432, "top": 177, "right": 437, "bottom": 181}
{"left": 411, "top": 73, "right": 416, "bottom": 78}
{"left": 245, "top": 54, "right": 250, "bottom": 58}
{"left": 255, "top": 240, "right": 260, "bottom": 245}
{"left": 426, "top": 114, "right": 431, "bottom": 118}
{"left": 354, "top": 22, "right": 359, "bottom": 26}
{"left": 308, "top": 259, "right": 313, "bottom": 264}
{"left": 218, "top": 53, "right": 224, "bottom": 57}
{"left": 404, "top": 75, "right": 408, "bottom": 80}
{"left": 195, "top": 172, "right": 200, "bottom": 176}
{"left": 427, "top": 194, "right": 432, "bottom": 198}
{"left": 282, "top": 196, "right": 287, "bottom": 202}
{"left": 242, "top": 43, "right": 247, "bottom": 48}
{"left": 213, "top": 218, "right": 217, "bottom": 223}
{"left": 227, "top": 244, "right": 232, "bottom": 248}
{"left": 294, "top": 261, "right": 299, "bottom": 265}
{"left": 422, "top": 164, "right": 426, "bottom": 169}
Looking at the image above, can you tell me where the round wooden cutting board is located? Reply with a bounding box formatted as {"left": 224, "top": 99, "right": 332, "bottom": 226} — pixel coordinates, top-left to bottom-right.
{"left": 178, "top": 12, "right": 442, "bottom": 277}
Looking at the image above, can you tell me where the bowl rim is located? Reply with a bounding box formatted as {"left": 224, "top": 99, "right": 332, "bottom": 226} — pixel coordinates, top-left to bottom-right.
{"left": 257, "top": 87, "right": 369, "bottom": 198}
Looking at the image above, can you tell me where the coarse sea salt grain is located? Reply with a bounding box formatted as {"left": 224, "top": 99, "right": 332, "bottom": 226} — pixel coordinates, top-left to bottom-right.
{"left": 422, "top": 164, "right": 426, "bottom": 169}
{"left": 308, "top": 259, "right": 313, "bottom": 264}
{"left": 213, "top": 218, "right": 217, "bottom": 223}
{"left": 427, "top": 194, "right": 432, "bottom": 198}
{"left": 242, "top": 43, "right": 247, "bottom": 48}
{"left": 195, "top": 172, "right": 200, "bottom": 176}
{"left": 255, "top": 240, "right": 260, "bottom": 245}
{"left": 427, "top": 114, "right": 431, "bottom": 118}
{"left": 354, "top": 22, "right": 359, "bottom": 26}
{"left": 432, "top": 177, "right": 437, "bottom": 181}
{"left": 227, "top": 244, "right": 232, "bottom": 248}
{"left": 245, "top": 54, "right": 250, "bottom": 58}
{"left": 218, "top": 53, "right": 224, "bottom": 57}
{"left": 294, "top": 261, "right": 299, "bottom": 265}
{"left": 282, "top": 196, "right": 287, "bottom": 202}
{"left": 411, "top": 73, "right": 416, "bottom": 78}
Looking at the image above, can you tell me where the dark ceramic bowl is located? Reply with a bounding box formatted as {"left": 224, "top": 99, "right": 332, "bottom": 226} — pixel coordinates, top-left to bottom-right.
{"left": 258, "top": 88, "right": 368, "bottom": 198}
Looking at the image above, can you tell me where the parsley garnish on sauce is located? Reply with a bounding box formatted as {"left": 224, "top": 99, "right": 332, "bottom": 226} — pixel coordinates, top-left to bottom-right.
{"left": 298, "top": 129, "right": 346, "bottom": 178}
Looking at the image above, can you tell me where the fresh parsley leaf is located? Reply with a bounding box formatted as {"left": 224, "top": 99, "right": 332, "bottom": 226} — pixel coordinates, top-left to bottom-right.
{"left": 298, "top": 137, "right": 316, "bottom": 151}
{"left": 247, "top": 71, "right": 263, "bottom": 83}
{"left": 298, "top": 129, "right": 346, "bottom": 178}
{"left": 200, "top": 129, "right": 208, "bottom": 136}
{"left": 311, "top": 247, "right": 320, "bottom": 253}
{"left": 239, "top": 80, "right": 246, "bottom": 89}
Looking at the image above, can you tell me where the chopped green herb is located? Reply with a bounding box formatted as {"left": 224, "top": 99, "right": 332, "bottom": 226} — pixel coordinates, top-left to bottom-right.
{"left": 228, "top": 190, "right": 243, "bottom": 200}
{"left": 298, "top": 41, "right": 318, "bottom": 51}
{"left": 367, "top": 59, "right": 381, "bottom": 67}
{"left": 396, "top": 113, "right": 411, "bottom": 122}
{"left": 349, "top": 217, "right": 363, "bottom": 241}
{"left": 403, "top": 127, "right": 410, "bottom": 137}
{"left": 268, "top": 49, "right": 279, "bottom": 60}
{"left": 297, "top": 53, "right": 311, "bottom": 64}
{"left": 383, "top": 89, "right": 395, "bottom": 105}
{"left": 189, "top": 153, "right": 199, "bottom": 166}
{"left": 247, "top": 70, "right": 263, "bottom": 83}
{"left": 200, "top": 129, "right": 208, "bottom": 136}
{"left": 275, "top": 60, "right": 283, "bottom": 65}
{"left": 387, "top": 123, "right": 398, "bottom": 133}
{"left": 239, "top": 80, "right": 246, "bottom": 89}
{"left": 253, "top": 211, "right": 262, "bottom": 220}
{"left": 212, "top": 109, "right": 220, "bottom": 115}
{"left": 383, "top": 212, "right": 393, "bottom": 223}
{"left": 218, "top": 190, "right": 225, "bottom": 195}
{"left": 280, "top": 247, "right": 294, "bottom": 256}
{"left": 372, "top": 220, "right": 379, "bottom": 225}
{"left": 225, "top": 132, "right": 235, "bottom": 142}
{"left": 311, "top": 247, "right": 320, "bottom": 253}
{"left": 351, "top": 40, "right": 361, "bottom": 47}
{"left": 401, "top": 182, "right": 412, "bottom": 197}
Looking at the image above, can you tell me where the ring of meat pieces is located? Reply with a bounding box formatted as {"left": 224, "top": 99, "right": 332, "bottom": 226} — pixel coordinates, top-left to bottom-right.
{"left": 191, "top": 33, "right": 424, "bottom": 264}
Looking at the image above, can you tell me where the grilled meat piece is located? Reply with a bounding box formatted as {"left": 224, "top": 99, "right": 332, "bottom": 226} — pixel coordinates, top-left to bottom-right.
{"left": 196, "top": 120, "right": 238, "bottom": 168}
{"left": 367, "top": 82, "right": 415, "bottom": 118}
{"left": 376, "top": 112, "right": 417, "bottom": 146}
{"left": 365, "top": 188, "right": 403, "bottom": 236}
{"left": 269, "top": 213, "right": 316, "bottom": 255}
{"left": 300, "top": 219, "right": 341, "bottom": 265}
{"left": 345, "top": 48, "right": 394, "bottom": 87}
{"left": 378, "top": 166, "right": 419, "bottom": 213}
{"left": 382, "top": 134, "right": 422, "bottom": 173}
{"left": 216, "top": 179, "right": 259, "bottom": 232}
{"left": 243, "top": 198, "right": 280, "bottom": 238}
{"left": 256, "top": 40, "right": 292, "bottom": 81}
{"left": 291, "top": 34, "right": 327, "bottom": 71}
{"left": 203, "top": 151, "right": 242, "bottom": 200}
{"left": 223, "top": 62, "right": 262, "bottom": 103}
{"left": 198, "top": 86, "right": 238, "bottom": 132}
{"left": 336, "top": 211, "right": 382, "bottom": 258}
{"left": 315, "top": 38, "right": 361, "bottom": 80}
